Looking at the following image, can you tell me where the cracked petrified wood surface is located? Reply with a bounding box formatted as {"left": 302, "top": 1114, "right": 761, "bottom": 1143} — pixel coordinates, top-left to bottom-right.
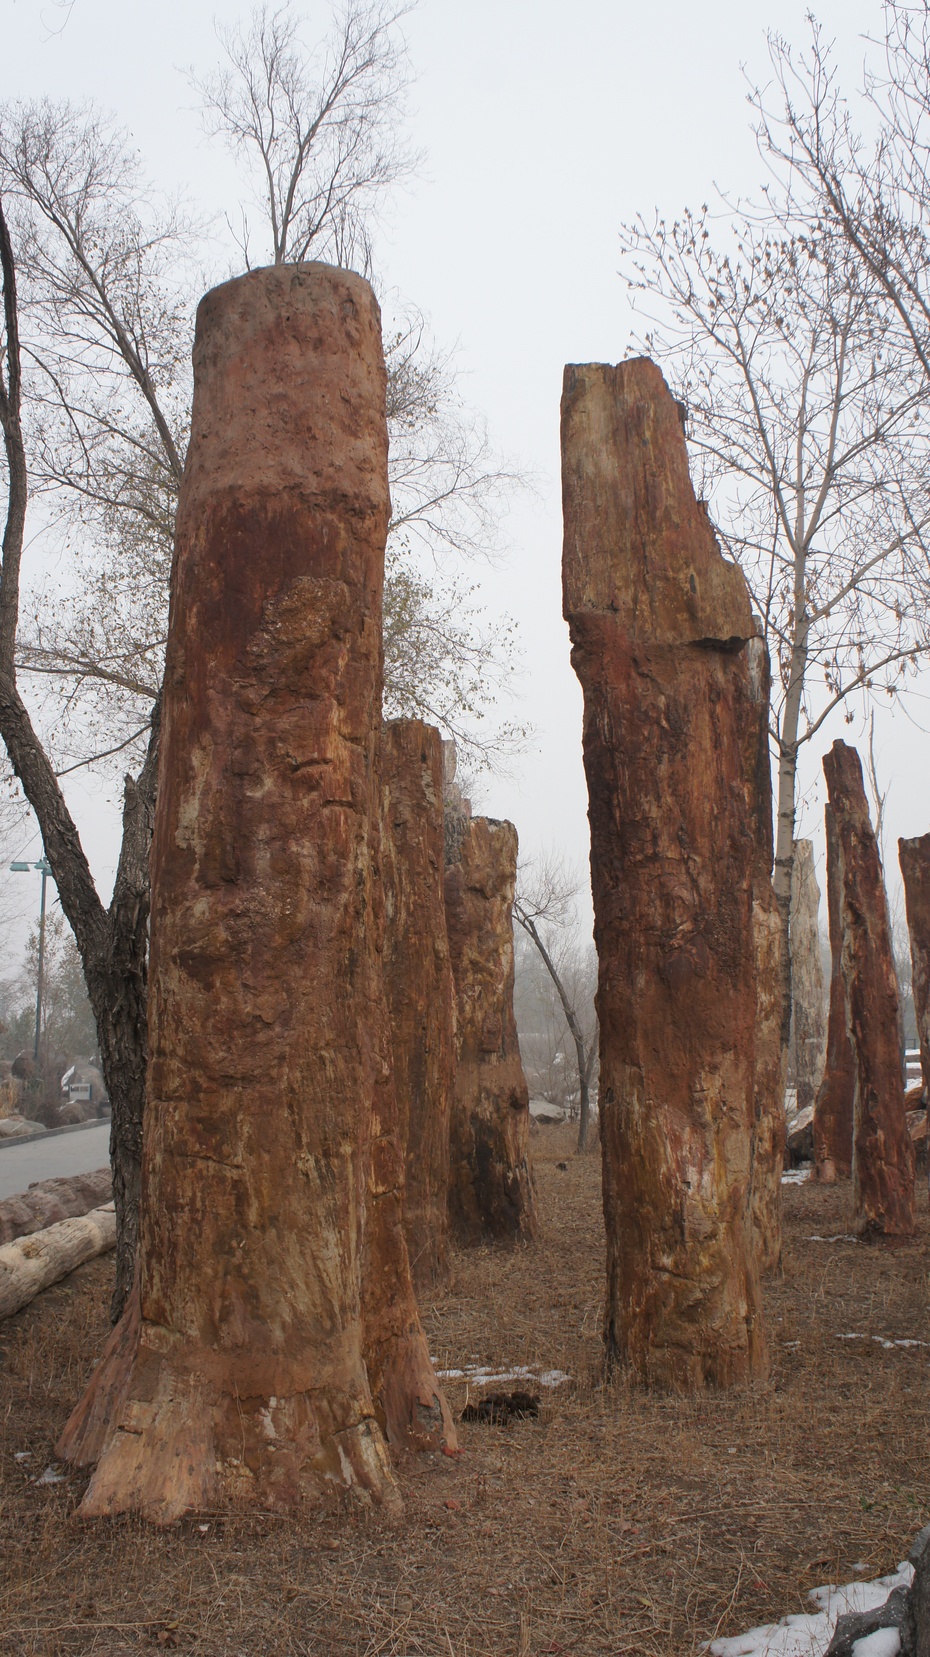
{"left": 900, "top": 833, "right": 930, "bottom": 1101}
{"left": 561, "top": 356, "right": 767, "bottom": 1389}
{"left": 790, "top": 840, "right": 826, "bottom": 1117}
{"left": 444, "top": 816, "right": 537, "bottom": 1245}
{"left": 381, "top": 718, "right": 456, "bottom": 1290}
{"left": 58, "top": 263, "right": 452, "bottom": 1522}
{"left": 823, "top": 741, "right": 914, "bottom": 1237}
{"left": 813, "top": 805, "right": 856, "bottom": 1180}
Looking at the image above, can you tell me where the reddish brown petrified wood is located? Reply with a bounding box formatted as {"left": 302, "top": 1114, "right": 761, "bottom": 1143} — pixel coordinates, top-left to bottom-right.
{"left": 813, "top": 806, "right": 856, "bottom": 1180}
{"left": 822, "top": 741, "right": 914, "bottom": 1236}
{"left": 380, "top": 719, "right": 456, "bottom": 1291}
{"left": 561, "top": 357, "right": 767, "bottom": 1389}
{"left": 900, "top": 832, "right": 930, "bottom": 1102}
{"left": 444, "top": 816, "right": 537, "bottom": 1245}
{"left": 59, "top": 263, "right": 453, "bottom": 1521}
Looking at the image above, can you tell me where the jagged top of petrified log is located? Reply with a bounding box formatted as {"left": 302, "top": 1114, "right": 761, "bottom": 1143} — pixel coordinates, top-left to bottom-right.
{"left": 182, "top": 262, "right": 387, "bottom": 517}
{"left": 561, "top": 357, "right": 755, "bottom": 646}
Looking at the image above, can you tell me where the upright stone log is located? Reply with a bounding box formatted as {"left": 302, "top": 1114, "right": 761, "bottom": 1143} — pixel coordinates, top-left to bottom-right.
{"left": 822, "top": 741, "right": 915, "bottom": 1236}
{"left": 790, "top": 840, "right": 827, "bottom": 1115}
{"left": 561, "top": 357, "right": 767, "bottom": 1389}
{"left": 58, "top": 264, "right": 453, "bottom": 1523}
{"left": 813, "top": 805, "right": 856, "bottom": 1180}
{"left": 444, "top": 816, "right": 537, "bottom": 1244}
{"left": 746, "top": 635, "right": 788, "bottom": 1276}
{"left": 381, "top": 718, "right": 456, "bottom": 1291}
{"left": 900, "top": 834, "right": 930, "bottom": 1103}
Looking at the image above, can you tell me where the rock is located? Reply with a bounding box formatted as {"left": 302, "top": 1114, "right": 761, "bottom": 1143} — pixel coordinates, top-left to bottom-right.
{"left": 786, "top": 1103, "right": 815, "bottom": 1165}
{"left": 0, "top": 1115, "right": 43, "bottom": 1139}
{"left": 746, "top": 633, "right": 788, "bottom": 1275}
{"left": 823, "top": 741, "right": 915, "bottom": 1238}
{"left": 59, "top": 263, "right": 453, "bottom": 1523}
{"left": 444, "top": 815, "right": 537, "bottom": 1244}
{"left": 561, "top": 357, "right": 767, "bottom": 1388}
{"left": 0, "top": 1168, "right": 112, "bottom": 1246}
{"left": 381, "top": 718, "right": 456, "bottom": 1292}
{"left": 791, "top": 839, "right": 827, "bottom": 1113}
{"left": 824, "top": 1585, "right": 914, "bottom": 1656}
{"left": 11, "top": 1052, "right": 36, "bottom": 1082}
{"left": 900, "top": 833, "right": 930, "bottom": 1103}
{"left": 814, "top": 804, "right": 856, "bottom": 1179}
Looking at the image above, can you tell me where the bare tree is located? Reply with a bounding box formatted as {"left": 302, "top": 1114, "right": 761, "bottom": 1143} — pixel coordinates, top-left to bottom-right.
{"left": 619, "top": 205, "right": 930, "bottom": 980}
{"left": 513, "top": 855, "right": 598, "bottom": 1153}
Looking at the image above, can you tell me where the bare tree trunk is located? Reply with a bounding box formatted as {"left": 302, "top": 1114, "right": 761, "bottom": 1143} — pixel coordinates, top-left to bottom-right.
{"left": 900, "top": 833, "right": 930, "bottom": 1102}
{"left": 513, "top": 905, "right": 592, "bottom": 1152}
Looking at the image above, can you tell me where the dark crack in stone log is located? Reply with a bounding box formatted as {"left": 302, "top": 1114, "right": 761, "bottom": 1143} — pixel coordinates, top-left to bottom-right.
{"left": 813, "top": 805, "right": 856, "bottom": 1180}
{"left": 791, "top": 839, "right": 827, "bottom": 1118}
{"left": 444, "top": 816, "right": 537, "bottom": 1244}
{"left": 381, "top": 718, "right": 456, "bottom": 1289}
{"left": 58, "top": 263, "right": 453, "bottom": 1523}
{"left": 823, "top": 741, "right": 915, "bottom": 1236}
{"left": 746, "top": 633, "right": 788, "bottom": 1275}
{"left": 561, "top": 356, "right": 768, "bottom": 1389}
{"left": 900, "top": 833, "right": 930, "bottom": 1102}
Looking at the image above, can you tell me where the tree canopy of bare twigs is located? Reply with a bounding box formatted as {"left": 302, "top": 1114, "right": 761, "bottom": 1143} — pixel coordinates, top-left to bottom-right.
{"left": 618, "top": 196, "right": 930, "bottom": 964}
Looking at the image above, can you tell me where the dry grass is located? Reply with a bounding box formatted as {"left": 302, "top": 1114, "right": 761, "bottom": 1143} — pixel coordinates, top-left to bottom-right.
{"left": 1, "top": 1127, "right": 928, "bottom": 1657}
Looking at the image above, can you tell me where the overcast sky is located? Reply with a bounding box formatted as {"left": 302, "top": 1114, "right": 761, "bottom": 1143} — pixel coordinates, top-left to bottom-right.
{"left": 1, "top": 0, "right": 927, "bottom": 958}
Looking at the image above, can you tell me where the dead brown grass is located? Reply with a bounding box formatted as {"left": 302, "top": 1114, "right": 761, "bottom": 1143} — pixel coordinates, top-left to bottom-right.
{"left": 1, "top": 1127, "right": 928, "bottom": 1657}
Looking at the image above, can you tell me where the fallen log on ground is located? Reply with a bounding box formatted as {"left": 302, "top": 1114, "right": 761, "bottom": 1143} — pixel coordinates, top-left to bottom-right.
{"left": 0, "top": 1204, "right": 116, "bottom": 1321}
{"left": 0, "top": 1168, "right": 111, "bottom": 1246}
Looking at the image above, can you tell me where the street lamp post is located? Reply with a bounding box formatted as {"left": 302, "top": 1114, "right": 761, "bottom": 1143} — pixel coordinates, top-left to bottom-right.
{"left": 9, "top": 858, "right": 54, "bottom": 1062}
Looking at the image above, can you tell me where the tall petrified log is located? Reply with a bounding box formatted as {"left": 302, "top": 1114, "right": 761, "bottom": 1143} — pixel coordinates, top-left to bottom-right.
{"left": 822, "top": 741, "right": 915, "bottom": 1236}
{"left": 381, "top": 718, "right": 456, "bottom": 1291}
{"left": 561, "top": 357, "right": 767, "bottom": 1389}
{"left": 746, "top": 635, "right": 788, "bottom": 1276}
{"left": 900, "top": 833, "right": 930, "bottom": 1102}
{"left": 444, "top": 815, "right": 537, "bottom": 1244}
{"left": 813, "top": 805, "right": 856, "bottom": 1179}
{"left": 790, "top": 839, "right": 827, "bottom": 1114}
{"left": 58, "top": 263, "right": 453, "bottom": 1523}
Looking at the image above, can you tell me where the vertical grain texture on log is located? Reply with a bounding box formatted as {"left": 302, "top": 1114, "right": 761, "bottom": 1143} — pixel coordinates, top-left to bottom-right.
{"left": 561, "top": 357, "right": 767, "bottom": 1389}
{"left": 813, "top": 805, "right": 856, "bottom": 1179}
{"left": 380, "top": 719, "right": 456, "bottom": 1289}
{"left": 790, "top": 839, "right": 827, "bottom": 1114}
{"left": 900, "top": 834, "right": 930, "bottom": 1101}
{"left": 745, "top": 633, "right": 788, "bottom": 1276}
{"left": 59, "top": 264, "right": 450, "bottom": 1523}
{"left": 444, "top": 816, "right": 537, "bottom": 1244}
{"left": 822, "top": 741, "right": 914, "bottom": 1236}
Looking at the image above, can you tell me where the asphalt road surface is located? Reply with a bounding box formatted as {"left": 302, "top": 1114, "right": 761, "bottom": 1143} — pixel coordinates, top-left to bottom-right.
{"left": 0, "top": 1122, "right": 110, "bottom": 1202}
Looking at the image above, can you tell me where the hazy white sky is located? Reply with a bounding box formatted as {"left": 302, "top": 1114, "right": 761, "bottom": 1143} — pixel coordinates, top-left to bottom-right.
{"left": 1, "top": 0, "right": 927, "bottom": 952}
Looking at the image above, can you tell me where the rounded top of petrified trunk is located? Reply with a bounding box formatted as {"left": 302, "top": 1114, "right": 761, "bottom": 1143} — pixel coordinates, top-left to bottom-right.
{"left": 181, "top": 262, "right": 388, "bottom": 515}
{"left": 561, "top": 356, "right": 754, "bottom": 646}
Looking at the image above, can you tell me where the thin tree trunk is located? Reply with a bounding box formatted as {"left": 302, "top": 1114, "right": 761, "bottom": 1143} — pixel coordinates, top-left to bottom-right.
{"left": 514, "top": 905, "right": 592, "bottom": 1151}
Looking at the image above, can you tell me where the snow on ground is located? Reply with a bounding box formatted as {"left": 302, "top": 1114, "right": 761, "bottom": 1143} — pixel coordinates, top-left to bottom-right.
{"left": 434, "top": 1361, "right": 570, "bottom": 1387}
{"left": 781, "top": 1169, "right": 812, "bottom": 1186}
{"left": 837, "top": 1333, "right": 930, "bottom": 1351}
{"left": 706, "top": 1562, "right": 913, "bottom": 1656}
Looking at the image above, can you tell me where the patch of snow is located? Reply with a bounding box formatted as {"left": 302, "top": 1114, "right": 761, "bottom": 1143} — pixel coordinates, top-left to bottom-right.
{"left": 851, "top": 1632, "right": 901, "bottom": 1656}
{"left": 34, "top": 1465, "right": 66, "bottom": 1485}
{"left": 808, "top": 1235, "right": 859, "bottom": 1244}
{"left": 837, "top": 1333, "right": 930, "bottom": 1352}
{"left": 705, "top": 1562, "right": 913, "bottom": 1657}
{"left": 13, "top": 1451, "right": 31, "bottom": 1461}
{"left": 782, "top": 1170, "right": 811, "bottom": 1185}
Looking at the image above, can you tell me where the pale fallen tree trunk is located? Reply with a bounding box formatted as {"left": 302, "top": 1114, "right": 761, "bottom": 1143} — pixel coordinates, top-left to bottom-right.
{"left": 0, "top": 1204, "right": 116, "bottom": 1320}
{"left": 0, "top": 1168, "right": 112, "bottom": 1246}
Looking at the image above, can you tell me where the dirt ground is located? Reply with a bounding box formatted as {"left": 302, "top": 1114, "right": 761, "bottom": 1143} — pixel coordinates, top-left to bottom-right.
{"left": 1, "top": 1126, "right": 928, "bottom": 1657}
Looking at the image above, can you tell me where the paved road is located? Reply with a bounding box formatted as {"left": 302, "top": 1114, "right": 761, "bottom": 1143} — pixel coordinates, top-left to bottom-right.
{"left": 0, "top": 1122, "right": 110, "bottom": 1202}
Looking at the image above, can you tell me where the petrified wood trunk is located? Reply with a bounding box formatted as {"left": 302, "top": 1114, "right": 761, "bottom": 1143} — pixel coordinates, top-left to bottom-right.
{"left": 822, "top": 741, "right": 915, "bottom": 1236}
{"left": 900, "top": 833, "right": 930, "bottom": 1102}
{"left": 0, "top": 1204, "right": 115, "bottom": 1321}
{"left": 58, "top": 263, "right": 452, "bottom": 1523}
{"left": 790, "top": 839, "right": 827, "bottom": 1114}
{"left": 0, "top": 1167, "right": 111, "bottom": 1246}
{"left": 561, "top": 357, "right": 767, "bottom": 1389}
{"left": 813, "top": 805, "right": 856, "bottom": 1180}
{"left": 444, "top": 816, "right": 537, "bottom": 1244}
{"left": 381, "top": 718, "right": 456, "bottom": 1290}
{"left": 745, "top": 634, "right": 788, "bottom": 1276}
